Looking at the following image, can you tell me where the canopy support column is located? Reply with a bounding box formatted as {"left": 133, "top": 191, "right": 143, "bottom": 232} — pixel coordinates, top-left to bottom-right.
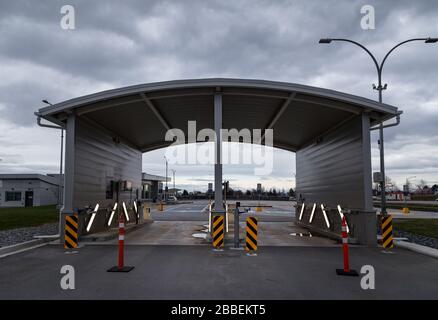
{"left": 214, "top": 93, "right": 223, "bottom": 211}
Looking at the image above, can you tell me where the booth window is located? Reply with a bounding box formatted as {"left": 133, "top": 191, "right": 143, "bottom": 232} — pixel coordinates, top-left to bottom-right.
{"left": 5, "top": 191, "right": 21, "bottom": 202}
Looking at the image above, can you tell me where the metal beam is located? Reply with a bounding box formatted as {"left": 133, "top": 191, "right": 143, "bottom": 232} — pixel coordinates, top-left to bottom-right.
{"left": 76, "top": 98, "right": 144, "bottom": 116}
{"left": 63, "top": 113, "right": 76, "bottom": 215}
{"left": 261, "top": 93, "right": 296, "bottom": 143}
{"left": 214, "top": 92, "right": 223, "bottom": 211}
{"left": 293, "top": 97, "right": 361, "bottom": 115}
{"left": 140, "top": 93, "right": 171, "bottom": 131}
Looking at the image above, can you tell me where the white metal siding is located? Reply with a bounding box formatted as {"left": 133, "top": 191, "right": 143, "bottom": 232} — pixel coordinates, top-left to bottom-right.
{"left": 73, "top": 117, "right": 142, "bottom": 208}
{"left": 296, "top": 115, "right": 370, "bottom": 210}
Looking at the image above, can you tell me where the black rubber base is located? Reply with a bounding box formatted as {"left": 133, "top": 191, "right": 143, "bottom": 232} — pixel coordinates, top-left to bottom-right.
{"left": 336, "top": 269, "right": 359, "bottom": 276}
{"left": 107, "top": 266, "right": 135, "bottom": 272}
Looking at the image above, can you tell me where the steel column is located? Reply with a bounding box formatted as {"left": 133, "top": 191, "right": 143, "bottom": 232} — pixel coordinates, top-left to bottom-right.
{"left": 214, "top": 93, "right": 223, "bottom": 211}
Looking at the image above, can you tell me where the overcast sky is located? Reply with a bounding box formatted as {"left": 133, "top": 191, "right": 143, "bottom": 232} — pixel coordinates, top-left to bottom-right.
{"left": 0, "top": 0, "right": 437, "bottom": 191}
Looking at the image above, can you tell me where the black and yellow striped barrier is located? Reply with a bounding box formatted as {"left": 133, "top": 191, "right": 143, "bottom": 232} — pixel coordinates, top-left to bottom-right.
{"left": 212, "top": 215, "right": 224, "bottom": 249}
{"left": 64, "top": 213, "right": 79, "bottom": 249}
{"left": 245, "top": 217, "right": 258, "bottom": 252}
{"left": 381, "top": 215, "right": 394, "bottom": 249}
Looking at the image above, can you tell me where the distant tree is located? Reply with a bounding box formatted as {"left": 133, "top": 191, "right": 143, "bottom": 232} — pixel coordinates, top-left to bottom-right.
{"left": 182, "top": 189, "right": 189, "bottom": 196}
{"left": 245, "top": 190, "right": 251, "bottom": 196}
{"left": 288, "top": 188, "right": 295, "bottom": 197}
{"left": 416, "top": 180, "right": 428, "bottom": 193}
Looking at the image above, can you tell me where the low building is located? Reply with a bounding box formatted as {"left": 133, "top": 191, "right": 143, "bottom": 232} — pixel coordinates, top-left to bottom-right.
{"left": 141, "top": 172, "right": 170, "bottom": 202}
{"left": 386, "top": 191, "right": 410, "bottom": 201}
{"left": 0, "top": 174, "right": 62, "bottom": 207}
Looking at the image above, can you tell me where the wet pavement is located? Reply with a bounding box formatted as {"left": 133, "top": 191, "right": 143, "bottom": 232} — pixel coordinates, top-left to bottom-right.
{"left": 90, "top": 200, "right": 335, "bottom": 247}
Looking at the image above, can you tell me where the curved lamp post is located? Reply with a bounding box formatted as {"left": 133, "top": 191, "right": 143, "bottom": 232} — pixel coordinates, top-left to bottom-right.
{"left": 319, "top": 37, "right": 438, "bottom": 216}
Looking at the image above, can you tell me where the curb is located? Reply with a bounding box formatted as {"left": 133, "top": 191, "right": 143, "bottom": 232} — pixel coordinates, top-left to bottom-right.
{"left": 0, "top": 238, "right": 54, "bottom": 258}
{"left": 394, "top": 240, "right": 438, "bottom": 259}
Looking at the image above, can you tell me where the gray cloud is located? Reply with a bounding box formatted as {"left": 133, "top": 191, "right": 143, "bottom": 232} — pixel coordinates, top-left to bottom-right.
{"left": 0, "top": 0, "right": 437, "bottom": 189}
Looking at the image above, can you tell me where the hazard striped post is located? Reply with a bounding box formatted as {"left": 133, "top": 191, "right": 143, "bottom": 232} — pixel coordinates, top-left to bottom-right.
{"left": 381, "top": 215, "right": 394, "bottom": 250}
{"left": 64, "top": 210, "right": 78, "bottom": 250}
{"left": 245, "top": 217, "right": 258, "bottom": 254}
{"left": 107, "top": 214, "right": 134, "bottom": 272}
{"left": 212, "top": 215, "right": 224, "bottom": 249}
{"left": 336, "top": 216, "right": 358, "bottom": 276}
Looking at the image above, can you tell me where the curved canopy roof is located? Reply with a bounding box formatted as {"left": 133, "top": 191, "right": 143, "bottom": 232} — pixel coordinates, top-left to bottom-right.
{"left": 36, "top": 78, "right": 400, "bottom": 152}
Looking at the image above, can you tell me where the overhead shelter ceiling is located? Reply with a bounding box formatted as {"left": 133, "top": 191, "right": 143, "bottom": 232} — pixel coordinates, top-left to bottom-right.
{"left": 36, "top": 78, "right": 400, "bottom": 153}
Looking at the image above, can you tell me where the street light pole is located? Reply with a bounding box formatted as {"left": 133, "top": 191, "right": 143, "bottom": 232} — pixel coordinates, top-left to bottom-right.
{"left": 404, "top": 176, "right": 416, "bottom": 209}
{"left": 319, "top": 37, "right": 438, "bottom": 216}
{"left": 39, "top": 99, "right": 65, "bottom": 235}
{"left": 171, "top": 169, "right": 176, "bottom": 193}
{"left": 164, "top": 156, "right": 168, "bottom": 202}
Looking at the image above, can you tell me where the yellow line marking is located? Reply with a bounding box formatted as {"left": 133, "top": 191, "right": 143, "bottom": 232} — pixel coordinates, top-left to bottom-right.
{"left": 66, "top": 216, "right": 78, "bottom": 228}
{"left": 213, "top": 216, "right": 224, "bottom": 228}
{"left": 246, "top": 237, "right": 257, "bottom": 250}
{"left": 213, "top": 226, "right": 224, "bottom": 237}
{"left": 246, "top": 227, "right": 257, "bottom": 240}
{"left": 383, "top": 238, "right": 393, "bottom": 248}
{"left": 65, "top": 225, "right": 77, "bottom": 238}
{"left": 382, "top": 227, "right": 393, "bottom": 239}
{"left": 213, "top": 235, "right": 224, "bottom": 246}
{"left": 382, "top": 220, "right": 392, "bottom": 229}
{"left": 381, "top": 215, "right": 392, "bottom": 224}
{"left": 247, "top": 218, "right": 258, "bottom": 229}
{"left": 64, "top": 235, "right": 77, "bottom": 248}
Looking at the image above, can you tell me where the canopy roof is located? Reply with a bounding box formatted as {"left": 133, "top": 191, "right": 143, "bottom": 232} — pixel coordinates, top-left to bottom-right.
{"left": 36, "top": 78, "right": 400, "bottom": 152}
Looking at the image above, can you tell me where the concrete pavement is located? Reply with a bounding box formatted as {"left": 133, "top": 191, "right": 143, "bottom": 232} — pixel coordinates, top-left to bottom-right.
{"left": 1, "top": 200, "right": 437, "bottom": 300}
{"left": 1, "top": 244, "right": 437, "bottom": 299}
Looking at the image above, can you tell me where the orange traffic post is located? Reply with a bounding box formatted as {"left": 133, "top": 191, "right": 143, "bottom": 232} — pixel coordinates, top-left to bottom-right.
{"left": 107, "top": 214, "right": 134, "bottom": 272}
{"left": 336, "top": 216, "right": 358, "bottom": 276}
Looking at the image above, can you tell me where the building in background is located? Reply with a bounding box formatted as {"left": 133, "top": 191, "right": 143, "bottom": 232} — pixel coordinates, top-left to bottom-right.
{"left": 141, "top": 172, "right": 170, "bottom": 202}
{"left": 0, "top": 174, "right": 62, "bottom": 207}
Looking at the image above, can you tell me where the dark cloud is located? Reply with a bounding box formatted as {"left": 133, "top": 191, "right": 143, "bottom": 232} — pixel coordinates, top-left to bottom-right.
{"left": 0, "top": 0, "right": 437, "bottom": 187}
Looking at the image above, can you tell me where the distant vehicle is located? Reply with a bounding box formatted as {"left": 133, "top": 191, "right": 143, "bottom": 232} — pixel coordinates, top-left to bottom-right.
{"left": 168, "top": 196, "right": 178, "bottom": 203}
{"left": 289, "top": 196, "right": 296, "bottom": 201}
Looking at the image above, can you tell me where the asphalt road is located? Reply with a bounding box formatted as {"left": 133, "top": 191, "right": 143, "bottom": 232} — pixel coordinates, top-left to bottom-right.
{"left": 1, "top": 200, "right": 437, "bottom": 299}
{"left": 151, "top": 200, "right": 295, "bottom": 222}
{"left": 1, "top": 244, "right": 437, "bottom": 299}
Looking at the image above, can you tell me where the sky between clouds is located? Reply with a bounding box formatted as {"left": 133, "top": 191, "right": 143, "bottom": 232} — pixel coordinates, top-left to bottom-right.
{"left": 0, "top": 0, "right": 437, "bottom": 191}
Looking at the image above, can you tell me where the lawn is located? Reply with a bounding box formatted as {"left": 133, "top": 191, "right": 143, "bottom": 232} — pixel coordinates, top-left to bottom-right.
{"left": 0, "top": 205, "right": 59, "bottom": 231}
{"left": 374, "top": 202, "right": 438, "bottom": 212}
{"left": 393, "top": 219, "right": 438, "bottom": 239}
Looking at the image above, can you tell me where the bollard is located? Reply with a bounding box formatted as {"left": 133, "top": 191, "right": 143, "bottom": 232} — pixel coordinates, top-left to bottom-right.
{"left": 107, "top": 214, "right": 134, "bottom": 272}
{"left": 212, "top": 215, "right": 225, "bottom": 250}
{"left": 64, "top": 208, "right": 79, "bottom": 251}
{"left": 233, "top": 202, "right": 241, "bottom": 249}
{"left": 336, "top": 216, "right": 358, "bottom": 276}
{"left": 381, "top": 215, "right": 394, "bottom": 250}
{"left": 245, "top": 217, "right": 258, "bottom": 255}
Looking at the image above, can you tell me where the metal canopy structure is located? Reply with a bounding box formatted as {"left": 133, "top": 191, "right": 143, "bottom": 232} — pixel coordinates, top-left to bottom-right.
{"left": 37, "top": 78, "right": 398, "bottom": 153}
{"left": 36, "top": 78, "right": 400, "bottom": 246}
